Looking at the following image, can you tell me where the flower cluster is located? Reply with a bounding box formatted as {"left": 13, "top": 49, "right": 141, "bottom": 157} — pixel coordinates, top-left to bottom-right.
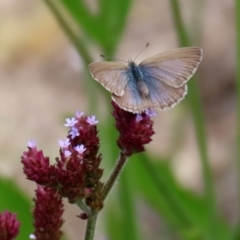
{"left": 112, "top": 101, "right": 155, "bottom": 156}
{"left": 31, "top": 186, "right": 64, "bottom": 240}
{"left": 0, "top": 211, "right": 20, "bottom": 240}
{"left": 20, "top": 105, "right": 156, "bottom": 238}
{"left": 21, "top": 111, "right": 103, "bottom": 209}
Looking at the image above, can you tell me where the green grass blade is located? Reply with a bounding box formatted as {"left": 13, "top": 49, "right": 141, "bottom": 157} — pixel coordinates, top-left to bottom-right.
{"left": 168, "top": 0, "right": 219, "bottom": 238}
{"left": 44, "top": 0, "right": 92, "bottom": 65}
{"left": 234, "top": 0, "right": 240, "bottom": 238}
{"left": 59, "top": 0, "right": 105, "bottom": 47}
{"left": 99, "top": 0, "right": 132, "bottom": 54}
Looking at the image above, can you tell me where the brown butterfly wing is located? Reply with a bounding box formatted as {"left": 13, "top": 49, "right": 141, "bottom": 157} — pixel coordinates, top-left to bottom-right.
{"left": 112, "top": 83, "right": 150, "bottom": 113}
{"left": 112, "top": 74, "right": 187, "bottom": 113}
{"left": 140, "top": 47, "right": 203, "bottom": 88}
{"left": 88, "top": 62, "right": 128, "bottom": 96}
{"left": 90, "top": 47, "right": 202, "bottom": 113}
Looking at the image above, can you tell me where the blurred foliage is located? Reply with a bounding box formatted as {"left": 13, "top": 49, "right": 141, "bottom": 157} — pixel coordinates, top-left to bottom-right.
{"left": 1, "top": 0, "right": 239, "bottom": 239}
{"left": 0, "top": 178, "right": 32, "bottom": 240}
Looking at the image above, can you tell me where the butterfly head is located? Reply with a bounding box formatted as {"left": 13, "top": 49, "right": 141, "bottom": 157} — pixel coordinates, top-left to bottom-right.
{"left": 127, "top": 59, "right": 138, "bottom": 68}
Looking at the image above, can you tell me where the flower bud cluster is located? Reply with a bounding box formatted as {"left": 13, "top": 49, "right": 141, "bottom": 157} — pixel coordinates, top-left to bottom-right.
{"left": 21, "top": 111, "right": 103, "bottom": 209}
{"left": 0, "top": 211, "right": 20, "bottom": 240}
{"left": 112, "top": 101, "right": 155, "bottom": 156}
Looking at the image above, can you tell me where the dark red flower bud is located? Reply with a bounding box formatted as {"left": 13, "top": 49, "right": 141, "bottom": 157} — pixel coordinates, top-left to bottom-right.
{"left": 21, "top": 145, "right": 56, "bottom": 186}
{"left": 0, "top": 211, "right": 20, "bottom": 240}
{"left": 63, "top": 113, "right": 104, "bottom": 209}
{"left": 32, "top": 186, "right": 64, "bottom": 240}
{"left": 112, "top": 101, "right": 155, "bottom": 156}
{"left": 21, "top": 112, "right": 104, "bottom": 210}
{"left": 78, "top": 213, "right": 89, "bottom": 220}
{"left": 67, "top": 115, "right": 100, "bottom": 158}
{"left": 54, "top": 149, "right": 86, "bottom": 202}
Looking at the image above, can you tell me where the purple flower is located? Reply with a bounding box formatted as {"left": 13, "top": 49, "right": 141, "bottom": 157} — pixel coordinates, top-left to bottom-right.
{"left": 87, "top": 116, "right": 99, "bottom": 125}
{"left": 58, "top": 138, "right": 70, "bottom": 148}
{"left": 69, "top": 127, "right": 80, "bottom": 139}
{"left": 64, "top": 150, "right": 71, "bottom": 158}
{"left": 27, "top": 140, "right": 36, "bottom": 148}
{"left": 135, "top": 114, "right": 143, "bottom": 122}
{"left": 75, "top": 111, "right": 84, "bottom": 118}
{"left": 64, "top": 118, "right": 77, "bottom": 127}
{"left": 29, "top": 234, "right": 36, "bottom": 239}
{"left": 75, "top": 145, "right": 86, "bottom": 154}
{"left": 145, "top": 108, "right": 158, "bottom": 117}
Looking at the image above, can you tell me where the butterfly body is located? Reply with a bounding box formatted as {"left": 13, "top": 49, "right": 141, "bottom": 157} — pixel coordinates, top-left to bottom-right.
{"left": 127, "top": 61, "right": 149, "bottom": 97}
{"left": 89, "top": 47, "right": 203, "bottom": 113}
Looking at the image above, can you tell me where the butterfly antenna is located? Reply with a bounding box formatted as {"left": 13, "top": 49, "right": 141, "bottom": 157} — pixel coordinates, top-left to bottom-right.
{"left": 100, "top": 54, "right": 128, "bottom": 63}
{"left": 133, "top": 43, "right": 149, "bottom": 61}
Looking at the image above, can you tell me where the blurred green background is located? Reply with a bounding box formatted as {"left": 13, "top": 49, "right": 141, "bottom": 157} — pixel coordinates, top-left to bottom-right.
{"left": 0, "top": 0, "right": 238, "bottom": 239}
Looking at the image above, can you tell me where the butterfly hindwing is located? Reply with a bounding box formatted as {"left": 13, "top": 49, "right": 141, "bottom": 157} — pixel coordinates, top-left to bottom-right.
{"left": 112, "top": 70, "right": 187, "bottom": 113}
{"left": 89, "top": 62, "right": 129, "bottom": 96}
{"left": 112, "top": 72, "right": 149, "bottom": 113}
{"left": 142, "top": 70, "right": 188, "bottom": 110}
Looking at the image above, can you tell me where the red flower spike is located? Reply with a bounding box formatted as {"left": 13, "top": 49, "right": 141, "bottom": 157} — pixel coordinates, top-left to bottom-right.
{"left": 63, "top": 115, "right": 104, "bottom": 209}
{"left": 21, "top": 111, "right": 104, "bottom": 210}
{"left": 54, "top": 149, "right": 86, "bottom": 202}
{"left": 68, "top": 116, "right": 100, "bottom": 158}
{"left": 33, "top": 186, "right": 64, "bottom": 240}
{"left": 0, "top": 211, "right": 20, "bottom": 240}
{"left": 112, "top": 101, "right": 155, "bottom": 156}
{"left": 21, "top": 147, "right": 56, "bottom": 186}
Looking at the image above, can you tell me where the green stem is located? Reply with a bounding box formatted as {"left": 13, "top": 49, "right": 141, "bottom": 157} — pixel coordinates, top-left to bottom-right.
{"left": 43, "top": 0, "right": 107, "bottom": 113}
{"left": 169, "top": 0, "right": 217, "bottom": 238}
{"left": 84, "top": 211, "right": 98, "bottom": 240}
{"left": 102, "top": 152, "right": 128, "bottom": 200}
{"left": 43, "top": 0, "right": 92, "bottom": 65}
{"left": 236, "top": 0, "right": 240, "bottom": 232}
{"left": 76, "top": 199, "right": 91, "bottom": 217}
{"left": 169, "top": 0, "right": 189, "bottom": 46}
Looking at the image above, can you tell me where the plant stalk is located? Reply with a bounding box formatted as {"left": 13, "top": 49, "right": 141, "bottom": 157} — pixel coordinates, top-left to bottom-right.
{"left": 102, "top": 152, "right": 128, "bottom": 200}
{"left": 76, "top": 199, "right": 91, "bottom": 217}
{"left": 84, "top": 211, "right": 98, "bottom": 240}
{"left": 236, "top": 0, "right": 240, "bottom": 231}
{"left": 43, "top": 0, "right": 92, "bottom": 65}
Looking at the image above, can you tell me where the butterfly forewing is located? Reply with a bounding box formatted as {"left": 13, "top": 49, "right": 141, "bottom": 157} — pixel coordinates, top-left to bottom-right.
{"left": 140, "top": 47, "right": 203, "bottom": 88}
{"left": 89, "top": 62, "right": 129, "bottom": 96}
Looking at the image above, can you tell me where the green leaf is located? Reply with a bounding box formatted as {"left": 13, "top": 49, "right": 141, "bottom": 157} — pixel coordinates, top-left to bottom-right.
{"left": 99, "top": 0, "right": 132, "bottom": 54}
{"left": 0, "top": 178, "right": 32, "bottom": 240}
{"left": 60, "top": 0, "right": 104, "bottom": 45}
{"left": 132, "top": 154, "right": 232, "bottom": 240}
{"left": 59, "top": 0, "right": 132, "bottom": 55}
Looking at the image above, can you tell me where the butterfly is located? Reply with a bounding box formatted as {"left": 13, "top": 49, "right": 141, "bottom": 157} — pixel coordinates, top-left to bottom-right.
{"left": 88, "top": 47, "right": 203, "bottom": 113}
